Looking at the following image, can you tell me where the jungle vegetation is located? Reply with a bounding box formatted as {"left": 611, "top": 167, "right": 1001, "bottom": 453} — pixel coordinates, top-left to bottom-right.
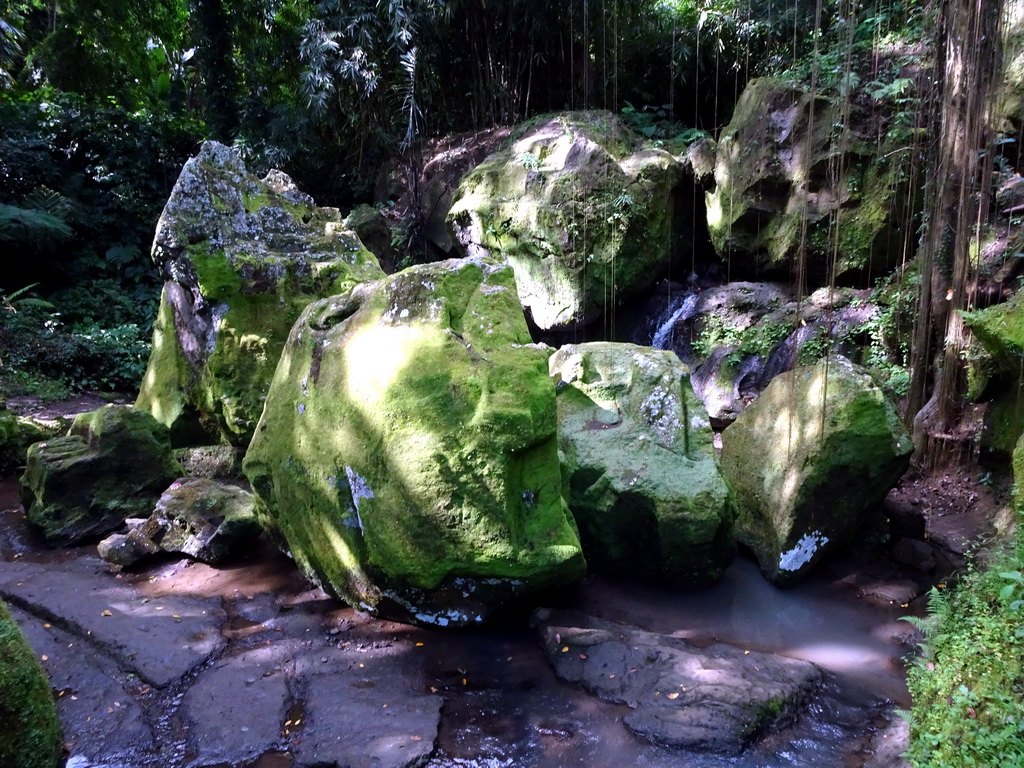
{"left": 1, "top": 0, "right": 1022, "bottom": 763}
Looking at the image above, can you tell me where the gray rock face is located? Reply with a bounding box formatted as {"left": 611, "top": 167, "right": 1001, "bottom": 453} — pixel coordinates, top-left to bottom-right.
{"left": 98, "top": 478, "right": 261, "bottom": 567}
{"left": 20, "top": 405, "right": 183, "bottom": 546}
{"left": 11, "top": 604, "right": 157, "bottom": 767}
{"left": 181, "top": 653, "right": 290, "bottom": 767}
{"left": 532, "top": 608, "right": 821, "bottom": 755}
{"left": 706, "top": 77, "right": 909, "bottom": 281}
{"left": 0, "top": 557, "right": 225, "bottom": 687}
{"left": 174, "top": 445, "right": 244, "bottom": 479}
{"left": 2, "top": 543, "right": 445, "bottom": 768}
{"left": 550, "top": 342, "right": 734, "bottom": 586}
{"left": 296, "top": 674, "right": 442, "bottom": 768}
{"left": 645, "top": 282, "right": 878, "bottom": 423}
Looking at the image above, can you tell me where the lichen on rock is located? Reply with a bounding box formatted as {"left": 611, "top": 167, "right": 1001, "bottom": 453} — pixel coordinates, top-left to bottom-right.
{"left": 447, "top": 111, "right": 684, "bottom": 330}
{"left": 135, "top": 141, "right": 385, "bottom": 447}
{"left": 550, "top": 342, "right": 734, "bottom": 586}
{"left": 98, "top": 477, "right": 260, "bottom": 566}
{"left": 719, "top": 355, "right": 912, "bottom": 585}
{"left": 243, "top": 256, "right": 585, "bottom": 625}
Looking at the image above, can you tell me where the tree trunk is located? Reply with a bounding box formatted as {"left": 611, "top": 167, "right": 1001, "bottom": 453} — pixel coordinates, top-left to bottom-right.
{"left": 909, "top": 0, "right": 1003, "bottom": 466}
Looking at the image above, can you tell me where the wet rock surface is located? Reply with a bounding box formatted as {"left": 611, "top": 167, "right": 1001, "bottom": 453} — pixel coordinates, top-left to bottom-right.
{"left": 0, "top": 557, "right": 225, "bottom": 687}
{"left": 531, "top": 608, "right": 822, "bottom": 755}
{"left": 0, "top": 528, "right": 445, "bottom": 768}
{"left": 0, "top": 467, "right": 924, "bottom": 768}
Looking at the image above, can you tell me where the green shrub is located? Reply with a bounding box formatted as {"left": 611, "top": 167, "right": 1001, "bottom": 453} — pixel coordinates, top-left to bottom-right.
{"left": 905, "top": 546, "right": 1024, "bottom": 766}
{"left": 0, "top": 599, "right": 63, "bottom": 768}
{"left": 0, "top": 293, "right": 150, "bottom": 399}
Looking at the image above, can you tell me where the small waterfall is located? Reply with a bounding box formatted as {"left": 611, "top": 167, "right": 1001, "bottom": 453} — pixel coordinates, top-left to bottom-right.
{"left": 651, "top": 290, "right": 699, "bottom": 351}
{"left": 759, "top": 324, "right": 818, "bottom": 388}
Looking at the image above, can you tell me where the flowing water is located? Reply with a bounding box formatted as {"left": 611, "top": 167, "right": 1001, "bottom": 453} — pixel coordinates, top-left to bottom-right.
{"left": 424, "top": 558, "right": 917, "bottom": 768}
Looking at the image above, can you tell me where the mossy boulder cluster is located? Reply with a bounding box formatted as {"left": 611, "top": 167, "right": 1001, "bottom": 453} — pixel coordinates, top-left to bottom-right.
{"left": 135, "top": 141, "right": 385, "bottom": 447}
{"left": 244, "top": 257, "right": 586, "bottom": 625}
{"left": 21, "top": 405, "right": 182, "bottom": 546}
{"left": 0, "top": 599, "right": 63, "bottom": 768}
{"left": 720, "top": 356, "right": 913, "bottom": 585}
{"left": 10, "top": 113, "right": 916, "bottom": 631}
{"left": 706, "top": 78, "right": 909, "bottom": 280}
{"left": 448, "top": 111, "right": 684, "bottom": 330}
{"left": 550, "top": 342, "right": 734, "bottom": 585}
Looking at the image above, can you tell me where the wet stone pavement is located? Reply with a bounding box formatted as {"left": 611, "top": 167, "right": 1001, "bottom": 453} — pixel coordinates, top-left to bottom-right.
{"left": 1, "top": 480, "right": 912, "bottom": 768}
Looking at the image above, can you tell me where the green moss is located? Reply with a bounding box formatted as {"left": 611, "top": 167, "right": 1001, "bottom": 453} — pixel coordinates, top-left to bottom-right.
{"left": 21, "top": 405, "right": 183, "bottom": 545}
{"left": 244, "top": 257, "right": 585, "bottom": 624}
{"left": 0, "top": 600, "right": 62, "bottom": 768}
{"left": 448, "top": 112, "right": 681, "bottom": 330}
{"left": 134, "top": 286, "right": 195, "bottom": 443}
{"left": 136, "top": 142, "right": 386, "bottom": 448}
{"left": 962, "top": 287, "right": 1024, "bottom": 371}
{"left": 551, "top": 342, "right": 735, "bottom": 587}
{"left": 720, "top": 356, "right": 912, "bottom": 584}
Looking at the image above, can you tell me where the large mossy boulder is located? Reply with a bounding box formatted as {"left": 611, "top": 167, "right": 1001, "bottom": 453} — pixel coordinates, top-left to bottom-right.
{"left": 244, "top": 257, "right": 586, "bottom": 626}
{"left": 135, "top": 141, "right": 385, "bottom": 447}
{"left": 719, "top": 356, "right": 912, "bottom": 585}
{"left": 447, "top": 111, "right": 684, "bottom": 330}
{"left": 550, "top": 342, "right": 734, "bottom": 586}
{"left": 21, "top": 405, "right": 183, "bottom": 546}
{"left": 0, "top": 599, "right": 63, "bottom": 768}
{"left": 706, "top": 78, "right": 909, "bottom": 281}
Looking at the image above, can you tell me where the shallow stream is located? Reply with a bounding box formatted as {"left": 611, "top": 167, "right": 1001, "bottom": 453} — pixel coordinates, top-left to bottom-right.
{"left": 422, "top": 558, "right": 915, "bottom": 768}
{"left": 1, "top": 477, "right": 916, "bottom": 767}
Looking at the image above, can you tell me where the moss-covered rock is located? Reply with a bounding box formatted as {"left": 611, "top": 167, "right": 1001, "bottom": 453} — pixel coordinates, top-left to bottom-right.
{"left": 448, "top": 112, "right": 684, "bottom": 330}
{"left": 706, "top": 78, "right": 909, "bottom": 281}
{"left": 0, "top": 599, "right": 63, "bottom": 768}
{"left": 962, "top": 286, "right": 1024, "bottom": 370}
{"left": 0, "top": 410, "right": 51, "bottom": 475}
{"left": 0, "top": 409, "right": 21, "bottom": 472}
{"left": 98, "top": 477, "right": 260, "bottom": 566}
{"left": 719, "top": 356, "right": 912, "bottom": 585}
{"left": 135, "top": 141, "right": 385, "bottom": 447}
{"left": 244, "top": 256, "right": 585, "bottom": 625}
{"left": 20, "top": 405, "right": 183, "bottom": 546}
{"left": 550, "top": 342, "right": 734, "bottom": 586}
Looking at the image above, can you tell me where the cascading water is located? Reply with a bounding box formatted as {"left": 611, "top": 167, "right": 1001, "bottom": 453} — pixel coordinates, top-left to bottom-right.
{"left": 650, "top": 289, "right": 699, "bottom": 352}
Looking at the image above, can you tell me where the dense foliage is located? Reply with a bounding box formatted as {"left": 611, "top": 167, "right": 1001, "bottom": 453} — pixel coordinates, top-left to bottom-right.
{"left": 0, "top": 0, "right": 836, "bottom": 399}
{"left": 906, "top": 543, "right": 1024, "bottom": 766}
